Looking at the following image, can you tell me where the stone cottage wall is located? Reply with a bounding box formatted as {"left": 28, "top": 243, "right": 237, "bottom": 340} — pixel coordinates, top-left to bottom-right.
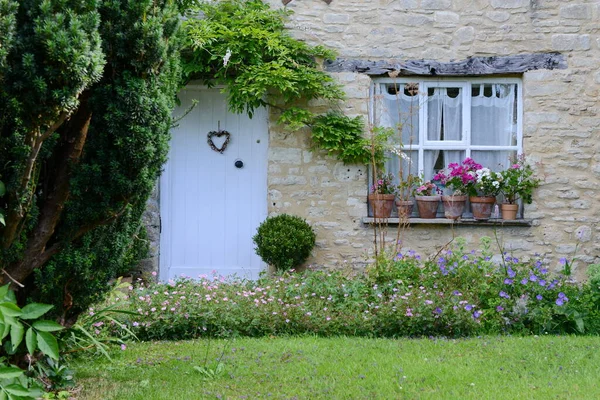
{"left": 263, "top": 0, "right": 600, "bottom": 279}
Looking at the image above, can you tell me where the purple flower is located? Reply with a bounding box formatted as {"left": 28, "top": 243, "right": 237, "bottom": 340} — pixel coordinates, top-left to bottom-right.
{"left": 559, "top": 257, "right": 567, "bottom": 265}
{"left": 473, "top": 311, "right": 482, "bottom": 319}
{"left": 496, "top": 305, "right": 504, "bottom": 312}
{"left": 465, "top": 304, "right": 473, "bottom": 311}
{"left": 434, "top": 307, "right": 443, "bottom": 314}
{"left": 504, "top": 278, "right": 514, "bottom": 285}
{"left": 507, "top": 268, "right": 516, "bottom": 278}
{"left": 521, "top": 278, "right": 528, "bottom": 285}
{"left": 499, "top": 291, "right": 510, "bottom": 299}
{"left": 529, "top": 274, "right": 538, "bottom": 282}
{"left": 540, "top": 268, "right": 548, "bottom": 274}
{"left": 536, "top": 294, "right": 543, "bottom": 301}
{"left": 452, "top": 290, "right": 462, "bottom": 296}
{"left": 538, "top": 279, "right": 546, "bottom": 286}
{"left": 555, "top": 292, "right": 568, "bottom": 306}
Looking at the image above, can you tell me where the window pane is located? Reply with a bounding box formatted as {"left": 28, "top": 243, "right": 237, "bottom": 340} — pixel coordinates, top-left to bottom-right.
{"left": 471, "top": 150, "right": 517, "bottom": 171}
{"left": 423, "top": 150, "right": 465, "bottom": 181}
{"left": 471, "top": 83, "right": 518, "bottom": 146}
{"left": 427, "top": 87, "right": 463, "bottom": 141}
{"left": 379, "top": 83, "right": 420, "bottom": 145}
{"left": 385, "top": 150, "right": 418, "bottom": 185}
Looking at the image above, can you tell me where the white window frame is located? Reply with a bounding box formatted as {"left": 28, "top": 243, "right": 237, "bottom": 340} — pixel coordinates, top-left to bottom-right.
{"left": 372, "top": 77, "right": 523, "bottom": 178}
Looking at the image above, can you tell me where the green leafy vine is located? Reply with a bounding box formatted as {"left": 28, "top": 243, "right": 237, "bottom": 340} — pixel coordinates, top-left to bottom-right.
{"left": 181, "top": 0, "right": 385, "bottom": 166}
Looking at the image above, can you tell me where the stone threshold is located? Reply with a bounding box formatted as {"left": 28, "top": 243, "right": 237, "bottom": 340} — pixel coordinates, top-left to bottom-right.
{"left": 362, "top": 217, "right": 533, "bottom": 227}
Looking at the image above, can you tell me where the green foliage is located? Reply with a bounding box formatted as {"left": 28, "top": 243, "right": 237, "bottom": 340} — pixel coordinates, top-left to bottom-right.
{"left": 500, "top": 155, "right": 540, "bottom": 204}
{"left": 62, "top": 279, "right": 139, "bottom": 360}
{"left": 0, "top": 179, "right": 5, "bottom": 226}
{"left": 0, "top": 1, "right": 182, "bottom": 319}
{"left": 252, "top": 214, "right": 316, "bottom": 271}
{"left": 182, "top": 0, "right": 378, "bottom": 165}
{"left": 0, "top": 284, "right": 65, "bottom": 399}
{"left": 113, "top": 239, "right": 599, "bottom": 340}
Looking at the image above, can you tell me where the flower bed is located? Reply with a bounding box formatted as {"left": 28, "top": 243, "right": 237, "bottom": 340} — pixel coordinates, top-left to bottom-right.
{"left": 115, "top": 238, "right": 600, "bottom": 340}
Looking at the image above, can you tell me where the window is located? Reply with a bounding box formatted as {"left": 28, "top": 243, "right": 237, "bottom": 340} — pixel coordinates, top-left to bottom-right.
{"left": 373, "top": 78, "right": 522, "bottom": 183}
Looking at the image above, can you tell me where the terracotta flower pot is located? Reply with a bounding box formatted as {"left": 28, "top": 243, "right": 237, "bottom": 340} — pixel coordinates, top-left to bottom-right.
{"left": 415, "top": 195, "right": 441, "bottom": 219}
{"left": 368, "top": 193, "right": 395, "bottom": 218}
{"left": 501, "top": 203, "right": 519, "bottom": 220}
{"left": 470, "top": 196, "right": 496, "bottom": 220}
{"left": 442, "top": 195, "right": 467, "bottom": 220}
{"left": 395, "top": 199, "right": 414, "bottom": 219}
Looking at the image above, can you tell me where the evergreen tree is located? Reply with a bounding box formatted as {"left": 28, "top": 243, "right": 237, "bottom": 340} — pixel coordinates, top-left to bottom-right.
{"left": 0, "top": 0, "right": 182, "bottom": 322}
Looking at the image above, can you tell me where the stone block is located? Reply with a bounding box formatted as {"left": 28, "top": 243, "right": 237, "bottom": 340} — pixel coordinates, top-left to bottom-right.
{"left": 323, "top": 13, "right": 350, "bottom": 24}
{"left": 392, "top": 0, "right": 418, "bottom": 10}
{"left": 269, "top": 147, "right": 302, "bottom": 165}
{"left": 422, "top": 0, "right": 452, "bottom": 10}
{"left": 454, "top": 26, "right": 475, "bottom": 44}
{"left": 559, "top": 4, "right": 593, "bottom": 20}
{"left": 551, "top": 34, "right": 591, "bottom": 51}
{"left": 485, "top": 11, "right": 511, "bottom": 22}
{"left": 490, "top": 0, "right": 529, "bottom": 9}
{"left": 434, "top": 11, "right": 460, "bottom": 26}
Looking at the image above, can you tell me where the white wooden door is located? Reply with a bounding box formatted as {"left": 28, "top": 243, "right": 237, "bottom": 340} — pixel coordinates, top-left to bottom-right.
{"left": 159, "top": 87, "right": 268, "bottom": 281}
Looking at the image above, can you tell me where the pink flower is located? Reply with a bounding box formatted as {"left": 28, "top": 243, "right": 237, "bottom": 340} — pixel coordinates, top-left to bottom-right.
{"left": 511, "top": 164, "right": 520, "bottom": 169}
{"left": 151, "top": 271, "right": 157, "bottom": 276}
{"left": 121, "top": 344, "right": 127, "bottom": 351}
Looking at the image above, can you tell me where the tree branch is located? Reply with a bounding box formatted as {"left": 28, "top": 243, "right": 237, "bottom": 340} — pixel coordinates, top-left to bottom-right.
{"left": 1, "top": 112, "right": 70, "bottom": 249}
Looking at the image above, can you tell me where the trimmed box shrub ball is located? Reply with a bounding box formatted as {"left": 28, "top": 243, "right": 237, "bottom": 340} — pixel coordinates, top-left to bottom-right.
{"left": 253, "top": 214, "right": 316, "bottom": 271}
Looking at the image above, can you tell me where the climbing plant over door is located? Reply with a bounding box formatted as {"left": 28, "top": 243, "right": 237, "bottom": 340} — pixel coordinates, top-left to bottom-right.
{"left": 181, "top": 0, "right": 387, "bottom": 168}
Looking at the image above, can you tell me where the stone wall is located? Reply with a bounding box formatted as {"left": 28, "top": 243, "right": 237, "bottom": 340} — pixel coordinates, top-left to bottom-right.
{"left": 263, "top": 0, "right": 600, "bottom": 279}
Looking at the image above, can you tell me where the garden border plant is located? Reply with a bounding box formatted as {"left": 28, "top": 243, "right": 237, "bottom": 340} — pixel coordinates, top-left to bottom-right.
{"left": 114, "top": 235, "right": 599, "bottom": 341}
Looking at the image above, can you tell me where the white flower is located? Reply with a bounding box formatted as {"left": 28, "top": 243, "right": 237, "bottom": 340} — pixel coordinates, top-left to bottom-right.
{"left": 223, "top": 48, "right": 232, "bottom": 67}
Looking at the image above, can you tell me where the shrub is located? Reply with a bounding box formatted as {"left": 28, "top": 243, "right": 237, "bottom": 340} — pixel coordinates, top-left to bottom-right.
{"left": 112, "top": 238, "right": 600, "bottom": 341}
{"left": 252, "top": 214, "right": 316, "bottom": 271}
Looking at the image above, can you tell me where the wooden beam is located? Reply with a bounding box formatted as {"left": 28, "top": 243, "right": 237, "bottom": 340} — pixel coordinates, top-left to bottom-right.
{"left": 324, "top": 53, "right": 567, "bottom": 76}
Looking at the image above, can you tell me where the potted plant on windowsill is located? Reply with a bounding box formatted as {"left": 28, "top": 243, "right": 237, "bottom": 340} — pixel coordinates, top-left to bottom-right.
{"left": 471, "top": 167, "right": 502, "bottom": 220}
{"left": 414, "top": 178, "right": 441, "bottom": 219}
{"left": 433, "top": 158, "right": 481, "bottom": 220}
{"left": 499, "top": 155, "right": 540, "bottom": 220}
{"left": 368, "top": 172, "right": 397, "bottom": 218}
{"left": 396, "top": 174, "right": 417, "bottom": 219}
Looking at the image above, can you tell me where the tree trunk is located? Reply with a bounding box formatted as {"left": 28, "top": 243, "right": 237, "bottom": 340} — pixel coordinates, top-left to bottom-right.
{"left": 1, "top": 93, "right": 92, "bottom": 286}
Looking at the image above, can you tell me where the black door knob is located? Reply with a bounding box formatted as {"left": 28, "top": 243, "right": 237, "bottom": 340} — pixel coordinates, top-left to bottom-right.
{"left": 235, "top": 160, "right": 244, "bottom": 169}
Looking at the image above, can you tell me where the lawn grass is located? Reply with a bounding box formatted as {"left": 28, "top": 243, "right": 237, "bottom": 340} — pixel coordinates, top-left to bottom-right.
{"left": 75, "top": 335, "right": 600, "bottom": 399}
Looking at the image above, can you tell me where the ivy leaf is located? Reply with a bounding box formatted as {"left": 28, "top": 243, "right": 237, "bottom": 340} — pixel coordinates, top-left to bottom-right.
{"left": 0, "top": 367, "right": 23, "bottom": 379}
{"left": 10, "top": 323, "right": 24, "bottom": 352}
{"left": 36, "top": 331, "right": 59, "bottom": 360}
{"left": 32, "top": 320, "right": 64, "bottom": 332}
{"left": 25, "top": 327, "right": 36, "bottom": 355}
{"left": 20, "top": 303, "right": 53, "bottom": 320}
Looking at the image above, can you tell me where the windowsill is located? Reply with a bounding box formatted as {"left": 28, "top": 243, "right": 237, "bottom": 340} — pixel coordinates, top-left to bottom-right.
{"left": 362, "top": 217, "right": 532, "bottom": 226}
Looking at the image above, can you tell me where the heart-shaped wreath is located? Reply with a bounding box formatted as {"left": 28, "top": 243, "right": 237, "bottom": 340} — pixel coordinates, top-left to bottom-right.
{"left": 207, "top": 130, "right": 231, "bottom": 154}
